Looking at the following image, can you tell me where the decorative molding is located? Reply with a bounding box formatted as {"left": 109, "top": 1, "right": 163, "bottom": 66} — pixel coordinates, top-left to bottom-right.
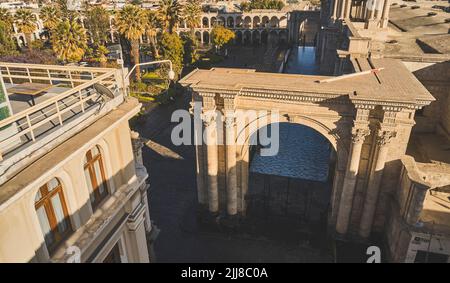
{"left": 376, "top": 130, "right": 397, "bottom": 146}
{"left": 351, "top": 127, "right": 370, "bottom": 144}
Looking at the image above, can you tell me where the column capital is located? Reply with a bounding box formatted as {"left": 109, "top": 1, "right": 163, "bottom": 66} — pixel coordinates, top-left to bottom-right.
{"left": 201, "top": 110, "right": 218, "bottom": 127}
{"left": 376, "top": 130, "right": 396, "bottom": 146}
{"left": 351, "top": 127, "right": 370, "bottom": 144}
{"left": 224, "top": 115, "right": 236, "bottom": 128}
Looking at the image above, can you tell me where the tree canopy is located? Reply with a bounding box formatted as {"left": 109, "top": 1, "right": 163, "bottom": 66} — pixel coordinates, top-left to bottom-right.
{"left": 211, "top": 25, "right": 235, "bottom": 51}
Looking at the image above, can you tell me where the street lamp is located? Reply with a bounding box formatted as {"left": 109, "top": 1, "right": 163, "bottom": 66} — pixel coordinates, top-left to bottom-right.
{"left": 125, "top": 59, "right": 175, "bottom": 81}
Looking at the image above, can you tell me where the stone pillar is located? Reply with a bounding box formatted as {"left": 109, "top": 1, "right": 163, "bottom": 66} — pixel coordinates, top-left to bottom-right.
{"left": 336, "top": 127, "right": 370, "bottom": 235}
{"left": 339, "top": 0, "right": 345, "bottom": 19}
{"left": 380, "top": 0, "right": 391, "bottom": 28}
{"left": 344, "top": 0, "right": 352, "bottom": 18}
{"left": 190, "top": 102, "right": 207, "bottom": 207}
{"left": 203, "top": 112, "right": 219, "bottom": 213}
{"left": 359, "top": 129, "right": 396, "bottom": 238}
{"left": 225, "top": 114, "right": 238, "bottom": 216}
{"left": 332, "top": 0, "right": 338, "bottom": 20}
{"left": 130, "top": 131, "right": 144, "bottom": 166}
{"left": 130, "top": 131, "right": 152, "bottom": 232}
{"left": 126, "top": 203, "right": 150, "bottom": 263}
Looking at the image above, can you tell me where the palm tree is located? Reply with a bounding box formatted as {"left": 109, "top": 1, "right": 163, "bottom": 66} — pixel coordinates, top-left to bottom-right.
{"left": 115, "top": 5, "right": 148, "bottom": 81}
{"left": 14, "top": 8, "right": 37, "bottom": 49}
{"left": 183, "top": 0, "right": 202, "bottom": 36}
{"left": 157, "top": 0, "right": 182, "bottom": 33}
{"left": 0, "top": 8, "right": 14, "bottom": 31}
{"left": 52, "top": 19, "right": 88, "bottom": 63}
{"left": 146, "top": 10, "right": 160, "bottom": 58}
{"left": 39, "top": 5, "right": 61, "bottom": 39}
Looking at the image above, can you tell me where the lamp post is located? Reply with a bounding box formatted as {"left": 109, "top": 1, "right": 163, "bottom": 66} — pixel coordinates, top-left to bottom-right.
{"left": 123, "top": 59, "right": 175, "bottom": 97}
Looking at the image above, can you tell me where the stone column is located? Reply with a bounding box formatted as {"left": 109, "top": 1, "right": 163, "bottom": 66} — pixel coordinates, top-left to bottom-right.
{"left": 345, "top": 0, "right": 352, "bottom": 18}
{"left": 359, "top": 129, "right": 396, "bottom": 238}
{"left": 336, "top": 127, "right": 370, "bottom": 235}
{"left": 225, "top": 114, "right": 238, "bottom": 216}
{"left": 380, "top": 0, "right": 391, "bottom": 28}
{"left": 126, "top": 203, "right": 150, "bottom": 262}
{"left": 332, "top": 0, "right": 338, "bottom": 20}
{"left": 203, "top": 112, "right": 219, "bottom": 213}
{"left": 190, "top": 102, "right": 207, "bottom": 207}
{"left": 339, "top": 0, "right": 345, "bottom": 19}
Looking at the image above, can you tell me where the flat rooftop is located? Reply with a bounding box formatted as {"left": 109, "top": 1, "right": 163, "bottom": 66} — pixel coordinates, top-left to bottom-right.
{"left": 383, "top": 0, "right": 450, "bottom": 56}
{"left": 0, "top": 63, "right": 124, "bottom": 185}
{"left": 180, "top": 57, "right": 434, "bottom": 106}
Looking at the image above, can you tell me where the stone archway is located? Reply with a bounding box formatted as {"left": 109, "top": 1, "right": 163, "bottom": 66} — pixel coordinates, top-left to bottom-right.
{"left": 180, "top": 64, "right": 432, "bottom": 240}
{"left": 253, "top": 16, "right": 261, "bottom": 29}
{"left": 245, "top": 122, "right": 337, "bottom": 241}
{"left": 236, "top": 16, "right": 243, "bottom": 28}
{"left": 202, "top": 17, "right": 209, "bottom": 28}
{"left": 203, "top": 31, "right": 210, "bottom": 45}
{"left": 227, "top": 16, "right": 234, "bottom": 28}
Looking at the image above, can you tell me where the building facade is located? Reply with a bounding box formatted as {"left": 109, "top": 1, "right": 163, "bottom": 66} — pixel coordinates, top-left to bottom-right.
{"left": 0, "top": 63, "right": 153, "bottom": 262}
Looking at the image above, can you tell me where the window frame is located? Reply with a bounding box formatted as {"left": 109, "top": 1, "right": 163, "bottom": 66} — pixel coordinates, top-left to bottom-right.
{"left": 84, "top": 146, "right": 109, "bottom": 209}
{"left": 34, "top": 178, "right": 71, "bottom": 253}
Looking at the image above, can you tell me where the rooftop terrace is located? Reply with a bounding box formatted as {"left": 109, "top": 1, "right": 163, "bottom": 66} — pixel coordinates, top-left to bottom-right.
{"left": 0, "top": 63, "right": 125, "bottom": 185}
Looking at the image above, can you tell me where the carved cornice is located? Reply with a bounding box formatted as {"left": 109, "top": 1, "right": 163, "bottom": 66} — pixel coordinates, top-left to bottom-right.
{"left": 239, "top": 87, "right": 352, "bottom": 104}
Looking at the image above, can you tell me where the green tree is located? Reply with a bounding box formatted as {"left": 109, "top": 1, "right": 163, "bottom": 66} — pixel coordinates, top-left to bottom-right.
{"left": 84, "top": 6, "right": 110, "bottom": 47}
{"left": 159, "top": 32, "right": 184, "bottom": 79}
{"left": 0, "top": 20, "right": 18, "bottom": 57}
{"left": 157, "top": 0, "right": 182, "bottom": 33}
{"left": 0, "top": 8, "right": 14, "bottom": 32}
{"left": 40, "top": 5, "right": 61, "bottom": 41}
{"left": 146, "top": 10, "right": 160, "bottom": 58}
{"left": 211, "top": 25, "right": 235, "bottom": 54}
{"left": 183, "top": 0, "right": 201, "bottom": 35}
{"left": 115, "top": 5, "right": 148, "bottom": 81}
{"left": 14, "top": 8, "right": 37, "bottom": 49}
{"left": 240, "top": 2, "right": 251, "bottom": 12}
{"left": 52, "top": 19, "right": 88, "bottom": 63}
{"left": 95, "top": 45, "right": 109, "bottom": 67}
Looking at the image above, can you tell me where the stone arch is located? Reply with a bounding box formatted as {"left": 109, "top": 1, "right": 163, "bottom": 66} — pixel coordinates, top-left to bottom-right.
{"left": 280, "top": 15, "right": 288, "bottom": 27}
{"left": 202, "top": 17, "right": 209, "bottom": 28}
{"left": 218, "top": 16, "right": 226, "bottom": 27}
{"left": 235, "top": 16, "right": 243, "bottom": 28}
{"left": 211, "top": 17, "right": 217, "bottom": 27}
{"left": 253, "top": 16, "right": 261, "bottom": 28}
{"left": 243, "top": 16, "right": 252, "bottom": 29}
{"left": 237, "top": 114, "right": 340, "bottom": 159}
{"left": 203, "top": 31, "right": 210, "bottom": 44}
{"left": 269, "top": 16, "right": 279, "bottom": 28}
{"left": 227, "top": 16, "right": 234, "bottom": 28}
{"left": 235, "top": 114, "right": 346, "bottom": 221}
{"left": 261, "top": 16, "right": 270, "bottom": 28}
{"left": 18, "top": 35, "right": 25, "bottom": 47}
{"left": 195, "top": 31, "right": 202, "bottom": 43}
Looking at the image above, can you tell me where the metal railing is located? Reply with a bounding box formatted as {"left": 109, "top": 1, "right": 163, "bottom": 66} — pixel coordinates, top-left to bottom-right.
{"left": 0, "top": 63, "right": 121, "bottom": 161}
